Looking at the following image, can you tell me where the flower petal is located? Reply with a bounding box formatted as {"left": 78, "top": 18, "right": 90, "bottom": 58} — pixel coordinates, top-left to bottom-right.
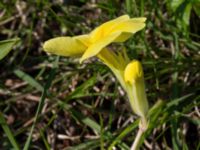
{"left": 43, "top": 36, "right": 87, "bottom": 57}
{"left": 80, "top": 32, "right": 121, "bottom": 62}
{"left": 114, "top": 18, "right": 146, "bottom": 33}
{"left": 113, "top": 32, "right": 132, "bottom": 42}
{"left": 74, "top": 34, "right": 91, "bottom": 47}
{"left": 90, "top": 15, "right": 130, "bottom": 43}
{"left": 112, "top": 17, "right": 146, "bottom": 42}
{"left": 124, "top": 60, "right": 144, "bottom": 83}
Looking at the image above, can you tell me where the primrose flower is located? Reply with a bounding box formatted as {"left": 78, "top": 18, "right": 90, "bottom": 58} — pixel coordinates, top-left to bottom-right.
{"left": 43, "top": 15, "right": 149, "bottom": 125}
{"left": 43, "top": 15, "right": 146, "bottom": 63}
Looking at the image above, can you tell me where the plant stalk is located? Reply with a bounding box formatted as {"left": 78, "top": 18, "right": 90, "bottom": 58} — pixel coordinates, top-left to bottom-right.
{"left": 131, "top": 119, "right": 148, "bottom": 150}
{"left": 131, "top": 127, "right": 144, "bottom": 150}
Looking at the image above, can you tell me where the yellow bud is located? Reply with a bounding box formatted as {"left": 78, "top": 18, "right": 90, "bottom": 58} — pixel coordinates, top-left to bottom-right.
{"left": 124, "top": 60, "right": 143, "bottom": 83}
{"left": 124, "top": 60, "right": 148, "bottom": 121}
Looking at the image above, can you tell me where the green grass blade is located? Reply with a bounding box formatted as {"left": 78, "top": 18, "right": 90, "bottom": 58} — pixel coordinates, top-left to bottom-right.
{"left": 66, "top": 75, "right": 97, "bottom": 100}
{"left": 166, "top": 93, "right": 194, "bottom": 110}
{"left": 0, "top": 112, "right": 20, "bottom": 150}
{"left": 60, "top": 97, "right": 130, "bottom": 148}
{"left": 99, "top": 114, "right": 105, "bottom": 150}
{"left": 108, "top": 120, "right": 139, "bottom": 150}
{"left": 23, "top": 57, "right": 58, "bottom": 150}
{"left": 39, "top": 129, "right": 51, "bottom": 150}
{"left": 14, "top": 69, "right": 43, "bottom": 92}
{"left": 65, "top": 139, "right": 100, "bottom": 150}
{"left": 70, "top": 108, "right": 101, "bottom": 133}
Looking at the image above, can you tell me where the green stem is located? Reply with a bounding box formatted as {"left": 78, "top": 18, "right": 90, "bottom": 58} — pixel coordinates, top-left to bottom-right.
{"left": 130, "top": 126, "right": 145, "bottom": 150}
{"left": 131, "top": 118, "right": 148, "bottom": 150}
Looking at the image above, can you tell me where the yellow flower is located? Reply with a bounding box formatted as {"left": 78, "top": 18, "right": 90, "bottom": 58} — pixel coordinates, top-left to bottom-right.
{"left": 43, "top": 15, "right": 149, "bottom": 124}
{"left": 43, "top": 15, "right": 146, "bottom": 62}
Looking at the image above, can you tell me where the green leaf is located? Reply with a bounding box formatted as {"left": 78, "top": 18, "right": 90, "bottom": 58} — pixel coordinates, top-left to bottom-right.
{"left": 182, "top": 3, "right": 192, "bottom": 25}
{"left": 169, "top": 0, "right": 192, "bottom": 26}
{"left": 193, "top": 1, "right": 200, "bottom": 16}
{"left": 0, "top": 38, "right": 20, "bottom": 60}
{"left": 170, "top": 0, "right": 184, "bottom": 11}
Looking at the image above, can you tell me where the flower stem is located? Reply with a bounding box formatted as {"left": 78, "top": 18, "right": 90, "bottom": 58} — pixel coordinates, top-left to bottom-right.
{"left": 131, "top": 119, "right": 148, "bottom": 150}
{"left": 131, "top": 127, "right": 144, "bottom": 150}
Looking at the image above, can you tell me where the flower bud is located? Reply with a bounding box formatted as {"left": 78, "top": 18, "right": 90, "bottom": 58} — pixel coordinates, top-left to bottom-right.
{"left": 124, "top": 60, "right": 149, "bottom": 120}
{"left": 124, "top": 60, "right": 143, "bottom": 83}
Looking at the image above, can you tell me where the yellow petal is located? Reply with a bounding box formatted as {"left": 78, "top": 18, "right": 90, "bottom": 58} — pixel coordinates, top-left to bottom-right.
{"left": 124, "top": 60, "right": 144, "bottom": 83}
{"left": 90, "top": 17, "right": 146, "bottom": 44}
{"left": 114, "top": 18, "right": 146, "bottom": 33}
{"left": 113, "top": 33, "right": 132, "bottom": 42}
{"left": 112, "top": 17, "right": 146, "bottom": 42}
{"left": 43, "top": 36, "right": 87, "bottom": 57}
{"left": 90, "top": 15, "right": 130, "bottom": 43}
{"left": 74, "top": 34, "right": 91, "bottom": 47}
{"left": 79, "top": 16, "right": 146, "bottom": 62}
{"left": 129, "top": 17, "right": 146, "bottom": 22}
{"left": 80, "top": 32, "right": 121, "bottom": 62}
